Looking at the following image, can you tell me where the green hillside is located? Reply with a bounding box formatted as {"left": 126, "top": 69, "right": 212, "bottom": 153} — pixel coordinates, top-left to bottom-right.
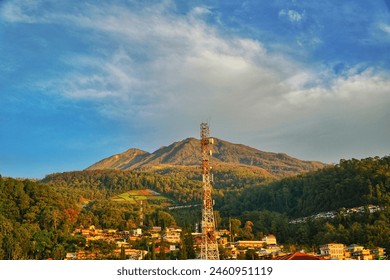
{"left": 41, "top": 169, "right": 202, "bottom": 204}
{"left": 214, "top": 156, "right": 390, "bottom": 253}
{"left": 219, "top": 156, "right": 390, "bottom": 218}
{"left": 1, "top": 155, "right": 389, "bottom": 259}
{"left": 111, "top": 189, "right": 169, "bottom": 203}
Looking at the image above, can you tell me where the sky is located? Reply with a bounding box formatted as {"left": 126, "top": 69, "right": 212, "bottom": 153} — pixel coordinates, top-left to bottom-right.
{"left": 1, "top": 0, "right": 389, "bottom": 179}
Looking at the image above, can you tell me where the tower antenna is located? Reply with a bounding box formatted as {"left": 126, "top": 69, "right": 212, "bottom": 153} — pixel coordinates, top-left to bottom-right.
{"left": 200, "top": 123, "right": 219, "bottom": 260}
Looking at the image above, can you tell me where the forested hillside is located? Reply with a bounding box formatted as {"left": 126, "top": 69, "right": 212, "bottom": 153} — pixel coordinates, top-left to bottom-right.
{"left": 0, "top": 175, "right": 180, "bottom": 259}
{"left": 218, "top": 156, "right": 390, "bottom": 218}
{"left": 214, "top": 156, "right": 390, "bottom": 253}
{"left": 1, "top": 156, "right": 389, "bottom": 259}
{"left": 0, "top": 176, "right": 82, "bottom": 259}
{"left": 42, "top": 169, "right": 202, "bottom": 204}
{"left": 42, "top": 167, "right": 279, "bottom": 204}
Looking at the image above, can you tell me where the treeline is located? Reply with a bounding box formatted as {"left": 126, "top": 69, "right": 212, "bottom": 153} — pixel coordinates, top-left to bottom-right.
{"left": 42, "top": 168, "right": 272, "bottom": 206}
{"left": 217, "top": 156, "right": 390, "bottom": 218}
{"left": 42, "top": 169, "right": 203, "bottom": 204}
{"left": 287, "top": 208, "right": 390, "bottom": 252}
{"left": 0, "top": 176, "right": 84, "bottom": 259}
{"left": 213, "top": 156, "right": 390, "bottom": 254}
{"left": 0, "top": 175, "right": 164, "bottom": 259}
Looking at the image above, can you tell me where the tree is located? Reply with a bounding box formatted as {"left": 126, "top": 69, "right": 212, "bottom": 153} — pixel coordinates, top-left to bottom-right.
{"left": 120, "top": 245, "right": 126, "bottom": 260}
{"left": 178, "top": 231, "right": 187, "bottom": 260}
{"left": 151, "top": 241, "right": 156, "bottom": 260}
{"left": 157, "top": 211, "right": 176, "bottom": 229}
{"left": 32, "top": 230, "right": 54, "bottom": 259}
{"left": 230, "top": 219, "right": 242, "bottom": 241}
{"left": 52, "top": 244, "right": 65, "bottom": 260}
{"left": 178, "top": 229, "right": 195, "bottom": 260}
{"left": 214, "top": 210, "right": 222, "bottom": 229}
{"left": 159, "top": 241, "right": 166, "bottom": 260}
{"left": 242, "top": 220, "right": 254, "bottom": 240}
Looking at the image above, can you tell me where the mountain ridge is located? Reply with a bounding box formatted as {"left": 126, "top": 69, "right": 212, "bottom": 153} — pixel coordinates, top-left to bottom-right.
{"left": 87, "top": 137, "right": 326, "bottom": 178}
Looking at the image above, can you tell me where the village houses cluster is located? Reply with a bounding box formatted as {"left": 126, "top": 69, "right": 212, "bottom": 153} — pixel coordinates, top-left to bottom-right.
{"left": 290, "top": 205, "right": 384, "bottom": 224}
{"left": 64, "top": 225, "right": 386, "bottom": 260}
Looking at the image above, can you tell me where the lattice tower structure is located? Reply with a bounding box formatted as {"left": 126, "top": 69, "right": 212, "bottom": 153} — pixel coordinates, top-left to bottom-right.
{"left": 200, "top": 123, "right": 219, "bottom": 260}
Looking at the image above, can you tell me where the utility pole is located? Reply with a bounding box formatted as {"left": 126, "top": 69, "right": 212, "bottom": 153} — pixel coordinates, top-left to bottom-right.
{"left": 200, "top": 123, "right": 219, "bottom": 260}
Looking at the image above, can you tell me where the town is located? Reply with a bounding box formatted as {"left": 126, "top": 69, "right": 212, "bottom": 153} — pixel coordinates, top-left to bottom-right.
{"left": 290, "top": 205, "right": 385, "bottom": 224}
{"left": 64, "top": 224, "right": 386, "bottom": 260}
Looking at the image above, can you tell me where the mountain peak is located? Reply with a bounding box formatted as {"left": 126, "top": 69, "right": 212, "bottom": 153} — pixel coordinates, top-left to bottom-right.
{"left": 87, "top": 138, "right": 326, "bottom": 178}
{"left": 87, "top": 148, "right": 150, "bottom": 170}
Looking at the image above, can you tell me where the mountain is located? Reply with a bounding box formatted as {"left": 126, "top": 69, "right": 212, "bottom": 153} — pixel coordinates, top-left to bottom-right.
{"left": 87, "top": 138, "right": 326, "bottom": 178}
{"left": 87, "top": 148, "right": 150, "bottom": 170}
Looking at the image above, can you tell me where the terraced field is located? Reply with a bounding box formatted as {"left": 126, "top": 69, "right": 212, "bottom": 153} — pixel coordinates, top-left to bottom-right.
{"left": 111, "top": 189, "right": 169, "bottom": 203}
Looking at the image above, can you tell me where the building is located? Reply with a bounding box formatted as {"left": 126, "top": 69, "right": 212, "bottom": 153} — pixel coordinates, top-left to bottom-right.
{"left": 116, "top": 240, "right": 129, "bottom": 248}
{"left": 65, "top": 252, "right": 77, "bottom": 260}
{"left": 217, "top": 229, "right": 231, "bottom": 237}
{"left": 150, "top": 227, "right": 162, "bottom": 239}
{"left": 235, "top": 240, "right": 264, "bottom": 249}
{"left": 346, "top": 244, "right": 364, "bottom": 253}
{"left": 163, "top": 226, "right": 182, "bottom": 243}
{"left": 133, "top": 228, "right": 142, "bottom": 236}
{"left": 319, "top": 243, "right": 345, "bottom": 260}
{"left": 262, "top": 234, "right": 277, "bottom": 245}
{"left": 258, "top": 245, "right": 282, "bottom": 256}
{"left": 114, "top": 248, "right": 147, "bottom": 260}
{"left": 352, "top": 249, "right": 373, "bottom": 260}
{"left": 370, "top": 247, "right": 386, "bottom": 260}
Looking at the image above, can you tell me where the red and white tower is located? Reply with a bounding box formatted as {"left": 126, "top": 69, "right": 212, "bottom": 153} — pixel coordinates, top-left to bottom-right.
{"left": 200, "top": 123, "right": 219, "bottom": 260}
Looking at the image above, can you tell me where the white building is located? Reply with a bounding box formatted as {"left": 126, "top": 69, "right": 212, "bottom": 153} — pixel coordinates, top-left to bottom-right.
{"left": 262, "top": 234, "right": 277, "bottom": 245}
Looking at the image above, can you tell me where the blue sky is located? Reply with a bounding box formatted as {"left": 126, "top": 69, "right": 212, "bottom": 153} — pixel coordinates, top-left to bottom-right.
{"left": 1, "top": 0, "right": 390, "bottom": 178}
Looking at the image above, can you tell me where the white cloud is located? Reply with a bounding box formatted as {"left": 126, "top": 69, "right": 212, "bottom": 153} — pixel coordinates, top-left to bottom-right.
{"left": 284, "top": 69, "right": 390, "bottom": 109}
{"left": 0, "top": 0, "right": 46, "bottom": 23}
{"left": 4, "top": 1, "right": 390, "bottom": 161}
{"left": 33, "top": 4, "right": 288, "bottom": 107}
{"left": 279, "top": 9, "right": 304, "bottom": 23}
{"left": 32, "top": 4, "right": 390, "bottom": 112}
{"left": 379, "top": 23, "right": 390, "bottom": 34}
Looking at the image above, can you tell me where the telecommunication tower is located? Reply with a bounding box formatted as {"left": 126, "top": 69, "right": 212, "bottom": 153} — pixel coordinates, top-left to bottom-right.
{"left": 200, "top": 123, "right": 219, "bottom": 260}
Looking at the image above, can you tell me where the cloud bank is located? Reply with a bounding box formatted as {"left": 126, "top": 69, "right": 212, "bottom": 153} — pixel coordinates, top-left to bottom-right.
{"left": 2, "top": 0, "right": 390, "bottom": 164}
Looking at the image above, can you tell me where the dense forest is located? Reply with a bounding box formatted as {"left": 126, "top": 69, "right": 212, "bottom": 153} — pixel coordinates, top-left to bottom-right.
{"left": 42, "top": 169, "right": 203, "bottom": 203}
{"left": 215, "top": 156, "right": 390, "bottom": 253}
{"left": 0, "top": 156, "right": 389, "bottom": 259}
{"left": 218, "top": 156, "right": 390, "bottom": 217}
{"left": 0, "top": 175, "right": 177, "bottom": 259}
{"left": 0, "top": 176, "right": 82, "bottom": 259}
